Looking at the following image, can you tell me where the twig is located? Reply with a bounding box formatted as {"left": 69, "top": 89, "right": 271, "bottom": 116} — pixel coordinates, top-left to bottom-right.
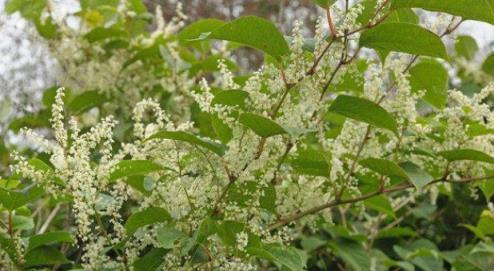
{"left": 38, "top": 203, "right": 62, "bottom": 234}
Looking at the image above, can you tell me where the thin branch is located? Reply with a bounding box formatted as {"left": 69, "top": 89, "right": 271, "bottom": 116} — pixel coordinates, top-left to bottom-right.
{"left": 38, "top": 203, "right": 62, "bottom": 234}
{"left": 326, "top": 0, "right": 337, "bottom": 38}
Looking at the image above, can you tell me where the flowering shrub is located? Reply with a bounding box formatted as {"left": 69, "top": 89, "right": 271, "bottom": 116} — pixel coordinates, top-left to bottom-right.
{"left": 2, "top": 0, "right": 494, "bottom": 270}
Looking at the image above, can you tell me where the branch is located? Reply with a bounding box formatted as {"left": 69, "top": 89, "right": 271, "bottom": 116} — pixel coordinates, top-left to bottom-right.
{"left": 268, "top": 175, "right": 494, "bottom": 230}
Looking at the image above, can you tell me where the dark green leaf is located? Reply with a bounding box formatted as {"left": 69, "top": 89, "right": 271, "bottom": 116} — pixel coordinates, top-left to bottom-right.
{"left": 328, "top": 240, "right": 371, "bottom": 271}
{"left": 133, "top": 248, "right": 167, "bottom": 271}
{"left": 364, "top": 195, "right": 396, "bottom": 218}
{"left": 247, "top": 243, "right": 305, "bottom": 271}
{"left": 68, "top": 91, "right": 108, "bottom": 115}
{"left": 125, "top": 207, "right": 172, "bottom": 235}
{"left": 482, "top": 53, "right": 494, "bottom": 74}
{"left": 0, "top": 185, "right": 44, "bottom": 210}
{"left": 147, "top": 131, "right": 227, "bottom": 156}
{"left": 203, "top": 16, "right": 290, "bottom": 62}
{"left": 238, "top": 113, "right": 287, "bottom": 138}
{"left": 28, "top": 231, "right": 74, "bottom": 252}
{"left": 216, "top": 221, "right": 245, "bottom": 247}
{"left": 329, "top": 95, "right": 398, "bottom": 134}
{"left": 110, "top": 160, "right": 163, "bottom": 182}
{"left": 392, "top": 0, "right": 494, "bottom": 25}
{"left": 178, "top": 18, "right": 225, "bottom": 41}
{"left": 24, "top": 246, "right": 70, "bottom": 267}
{"left": 360, "top": 158, "right": 409, "bottom": 179}
{"left": 438, "top": 149, "right": 494, "bottom": 164}
{"left": 360, "top": 23, "right": 447, "bottom": 59}
{"left": 211, "top": 90, "right": 248, "bottom": 107}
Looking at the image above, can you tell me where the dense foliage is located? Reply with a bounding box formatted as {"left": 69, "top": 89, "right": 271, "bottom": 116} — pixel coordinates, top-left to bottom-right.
{"left": 2, "top": 0, "right": 494, "bottom": 270}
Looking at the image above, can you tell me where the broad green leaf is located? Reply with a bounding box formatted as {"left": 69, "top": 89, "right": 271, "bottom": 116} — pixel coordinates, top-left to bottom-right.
{"left": 133, "top": 248, "right": 167, "bottom": 271}
{"left": 259, "top": 184, "right": 277, "bottom": 213}
{"left": 392, "top": 0, "right": 494, "bottom": 25}
{"left": 178, "top": 18, "right": 225, "bottom": 41}
{"left": 125, "top": 207, "right": 172, "bottom": 235}
{"left": 409, "top": 59, "right": 448, "bottom": 108}
{"left": 34, "top": 16, "right": 58, "bottom": 39}
{"left": 27, "top": 231, "right": 74, "bottom": 252}
{"left": 238, "top": 113, "right": 287, "bottom": 138}
{"left": 157, "top": 225, "right": 188, "bottom": 249}
{"left": 0, "top": 185, "right": 44, "bottom": 210}
{"left": 289, "top": 149, "right": 329, "bottom": 177}
{"left": 359, "top": 23, "right": 447, "bottom": 59}
{"left": 68, "top": 90, "right": 108, "bottom": 115}
{"left": 110, "top": 160, "right": 163, "bottom": 181}
{"left": 329, "top": 95, "right": 398, "bottom": 134}
{"left": 5, "top": 0, "right": 47, "bottom": 20}
{"left": 376, "top": 227, "right": 417, "bottom": 239}
{"left": 478, "top": 178, "right": 494, "bottom": 202}
{"left": 84, "top": 26, "right": 128, "bottom": 43}
{"left": 386, "top": 8, "right": 419, "bottom": 24}
{"left": 482, "top": 53, "right": 494, "bottom": 74}
{"left": 216, "top": 221, "right": 245, "bottom": 247}
{"left": 328, "top": 240, "right": 371, "bottom": 271}
{"left": 455, "top": 35, "right": 479, "bottom": 60}
{"left": 247, "top": 243, "right": 305, "bottom": 271}
{"left": 400, "top": 162, "right": 433, "bottom": 189}
{"left": 24, "top": 246, "right": 70, "bottom": 268}
{"left": 360, "top": 158, "right": 409, "bottom": 179}
{"left": 438, "top": 149, "right": 494, "bottom": 164}
{"left": 211, "top": 90, "right": 248, "bottom": 107}
{"left": 364, "top": 195, "right": 396, "bottom": 218}
{"left": 203, "top": 16, "right": 290, "bottom": 62}
{"left": 147, "top": 131, "right": 227, "bottom": 156}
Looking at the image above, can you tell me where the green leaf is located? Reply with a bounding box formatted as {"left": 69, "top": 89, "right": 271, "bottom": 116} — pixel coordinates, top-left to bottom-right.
{"left": 455, "top": 35, "right": 479, "bottom": 60}
{"left": 359, "top": 23, "right": 447, "bottom": 59}
{"left": 125, "top": 207, "right": 172, "bottom": 235}
{"left": 178, "top": 18, "right": 225, "bottom": 42}
{"left": 328, "top": 240, "right": 371, "bottom": 271}
{"left": 211, "top": 90, "right": 249, "bottom": 107}
{"left": 238, "top": 113, "right": 287, "bottom": 138}
{"left": 68, "top": 90, "right": 108, "bottom": 115}
{"left": 147, "top": 131, "right": 227, "bottom": 156}
{"left": 364, "top": 195, "right": 396, "bottom": 218}
{"left": 84, "top": 26, "right": 128, "bottom": 43}
{"left": 202, "top": 16, "right": 290, "bottom": 62}
{"left": 27, "top": 231, "right": 74, "bottom": 252}
{"left": 133, "top": 248, "right": 167, "bottom": 271}
{"left": 400, "top": 162, "right": 433, "bottom": 189}
{"left": 289, "top": 149, "right": 329, "bottom": 177}
{"left": 110, "top": 160, "right": 163, "bottom": 182}
{"left": 34, "top": 16, "right": 58, "bottom": 39}
{"left": 376, "top": 227, "right": 417, "bottom": 239}
{"left": 438, "top": 149, "right": 494, "bottom": 164}
{"left": 259, "top": 184, "right": 277, "bottom": 213}
{"left": 313, "top": 0, "right": 337, "bottom": 8}
{"left": 24, "top": 246, "right": 70, "bottom": 268}
{"left": 392, "top": 0, "right": 494, "bottom": 25}
{"left": 386, "top": 8, "right": 419, "bottom": 24}
{"left": 328, "top": 95, "right": 398, "bottom": 134}
{"left": 409, "top": 59, "right": 448, "bottom": 108}
{"left": 360, "top": 158, "right": 409, "bottom": 179}
{"left": 478, "top": 178, "right": 494, "bottom": 202}
{"left": 482, "top": 53, "right": 494, "bottom": 74}
{"left": 216, "top": 221, "right": 245, "bottom": 247}
{"left": 247, "top": 243, "right": 305, "bottom": 271}
{"left": 0, "top": 185, "right": 44, "bottom": 210}
{"left": 156, "top": 225, "right": 188, "bottom": 249}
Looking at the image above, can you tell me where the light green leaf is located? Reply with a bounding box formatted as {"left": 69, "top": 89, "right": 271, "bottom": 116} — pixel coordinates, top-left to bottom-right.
{"left": 68, "top": 90, "right": 108, "bottom": 115}
{"left": 157, "top": 226, "right": 188, "bottom": 249}
{"left": 27, "top": 231, "right": 74, "bottom": 252}
{"left": 409, "top": 59, "right": 448, "bottom": 108}
{"left": 84, "top": 26, "right": 128, "bottom": 43}
{"left": 359, "top": 23, "right": 447, "bottom": 59}
{"left": 329, "top": 95, "right": 398, "bottom": 134}
{"left": 455, "top": 35, "right": 479, "bottom": 60}
{"left": 478, "top": 178, "right": 494, "bottom": 202}
{"left": 386, "top": 8, "right": 419, "bottom": 24}
{"left": 203, "top": 16, "right": 290, "bottom": 62}
{"left": 400, "top": 162, "right": 433, "bottom": 189}
{"left": 360, "top": 158, "right": 409, "bottom": 179}
{"left": 147, "top": 131, "right": 227, "bottom": 156}
{"left": 328, "top": 240, "right": 371, "bottom": 271}
{"left": 238, "top": 113, "right": 287, "bottom": 138}
{"left": 125, "top": 207, "right": 172, "bottom": 235}
{"left": 289, "top": 149, "right": 330, "bottom": 177}
{"left": 133, "top": 248, "right": 167, "bottom": 271}
{"left": 216, "top": 221, "right": 245, "bottom": 247}
{"left": 392, "top": 0, "right": 494, "bottom": 25}
{"left": 110, "top": 160, "right": 163, "bottom": 182}
{"left": 438, "top": 149, "right": 494, "bottom": 164}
